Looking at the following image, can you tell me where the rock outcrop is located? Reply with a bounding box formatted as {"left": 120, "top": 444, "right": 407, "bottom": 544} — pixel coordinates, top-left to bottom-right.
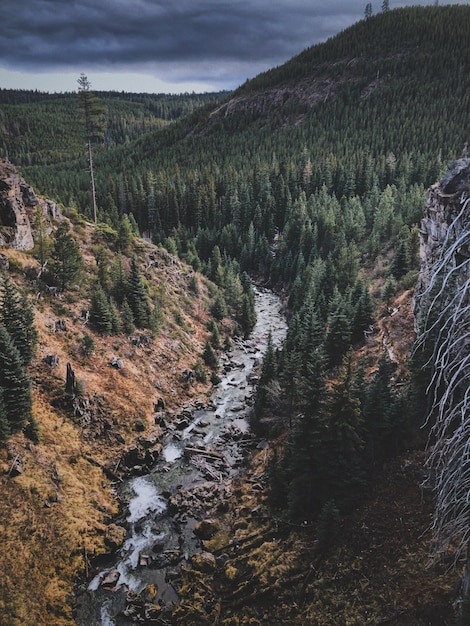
{"left": 414, "top": 157, "right": 470, "bottom": 320}
{"left": 0, "top": 158, "right": 61, "bottom": 250}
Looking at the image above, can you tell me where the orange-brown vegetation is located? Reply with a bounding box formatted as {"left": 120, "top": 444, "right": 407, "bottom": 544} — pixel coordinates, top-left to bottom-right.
{"left": 0, "top": 223, "right": 218, "bottom": 626}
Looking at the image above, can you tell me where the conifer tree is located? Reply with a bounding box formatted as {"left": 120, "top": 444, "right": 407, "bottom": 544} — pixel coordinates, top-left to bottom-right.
{"left": 117, "top": 214, "right": 134, "bottom": 252}
{"left": 77, "top": 73, "right": 106, "bottom": 223}
{"left": 324, "top": 351, "right": 365, "bottom": 507}
{"left": 110, "top": 255, "right": 128, "bottom": 306}
{"left": 89, "top": 283, "right": 113, "bottom": 335}
{"left": 120, "top": 297, "right": 135, "bottom": 335}
{"left": 0, "top": 274, "right": 38, "bottom": 365}
{"left": 254, "top": 331, "right": 279, "bottom": 424}
{"left": 210, "top": 292, "right": 227, "bottom": 321}
{"left": 325, "top": 290, "right": 352, "bottom": 367}
{"left": 363, "top": 352, "right": 397, "bottom": 468}
{"left": 391, "top": 229, "right": 410, "bottom": 280}
{"left": 51, "top": 222, "right": 83, "bottom": 291}
{"left": 0, "top": 325, "right": 33, "bottom": 432}
{"left": 127, "top": 256, "right": 150, "bottom": 328}
{"left": 207, "top": 318, "right": 221, "bottom": 348}
{"left": 202, "top": 339, "right": 218, "bottom": 369}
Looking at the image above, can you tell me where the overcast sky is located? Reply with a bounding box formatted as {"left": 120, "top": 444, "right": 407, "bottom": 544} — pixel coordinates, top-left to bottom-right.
{"left": 0, "top": 1, "right": 468, "bottom": 94}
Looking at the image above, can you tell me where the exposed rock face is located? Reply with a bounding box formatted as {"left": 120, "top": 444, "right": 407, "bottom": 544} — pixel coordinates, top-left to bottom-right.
{"left": 414, "top": 157, "right": 470, "bottom": 320}
{"left": 0, "top": 158, "right": 61, "bottom": 250}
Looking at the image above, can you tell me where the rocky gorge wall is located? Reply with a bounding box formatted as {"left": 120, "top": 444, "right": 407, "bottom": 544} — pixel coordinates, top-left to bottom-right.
{"left": 413, "top": 157, "right": 470, "bottom": 322}
{"left": 0, "top": 158, "right": 61, "bottom": 251}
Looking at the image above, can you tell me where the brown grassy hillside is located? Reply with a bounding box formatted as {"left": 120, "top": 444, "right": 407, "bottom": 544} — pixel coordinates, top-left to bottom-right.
{"left": 0, "top": 221, "right": 219, "bottom": 626}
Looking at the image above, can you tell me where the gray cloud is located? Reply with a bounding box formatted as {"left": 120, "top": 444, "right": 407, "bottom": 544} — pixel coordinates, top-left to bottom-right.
{"left": 0, "top": 0, "right": 456, "bottom": 91}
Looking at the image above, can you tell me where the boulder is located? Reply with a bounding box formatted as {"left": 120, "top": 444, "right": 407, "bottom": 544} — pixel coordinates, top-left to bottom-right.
{"left": 104, "top": 524, "right": 127, "bottom": 551}
{"left": 194, "top": 518, "right": 221, "bottom": 540}
{"left": 191, "top": 551, "right": 217, "bottom": 573}
{"left": 101, "top": 569, "right": 120, "bottom": 588}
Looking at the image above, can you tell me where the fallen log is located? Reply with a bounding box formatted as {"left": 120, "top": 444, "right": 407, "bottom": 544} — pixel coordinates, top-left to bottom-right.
{"left": 184, "top": 446, "right": 226, "bottom": 461}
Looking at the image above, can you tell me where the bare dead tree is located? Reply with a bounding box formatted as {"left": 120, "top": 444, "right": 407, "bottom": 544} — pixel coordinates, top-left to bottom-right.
{"left": 415, "top": 195, "right": 470, "bottom": 585}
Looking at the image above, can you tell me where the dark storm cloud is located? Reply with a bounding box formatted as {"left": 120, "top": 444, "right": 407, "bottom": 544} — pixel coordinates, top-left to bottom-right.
{"left": 0, "top": 0, "right": 443, "bottom": 88}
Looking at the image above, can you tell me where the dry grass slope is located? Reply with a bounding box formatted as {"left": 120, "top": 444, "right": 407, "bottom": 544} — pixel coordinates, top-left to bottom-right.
{"left": 0, "top": 223, "right": 218, "bottom": 626}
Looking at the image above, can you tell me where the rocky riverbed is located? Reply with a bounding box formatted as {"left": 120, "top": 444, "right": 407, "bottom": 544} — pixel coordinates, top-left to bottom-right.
{"left": 73, "top": 286, "right": 287, "bottom": 626}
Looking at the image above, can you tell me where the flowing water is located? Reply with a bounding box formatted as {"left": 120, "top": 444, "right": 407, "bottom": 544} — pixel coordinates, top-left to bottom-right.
{"left": 74, "top": 286, "right": 287, "bottom": 625}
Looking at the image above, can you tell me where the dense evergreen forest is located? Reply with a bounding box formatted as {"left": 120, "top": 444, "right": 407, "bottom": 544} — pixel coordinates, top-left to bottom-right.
{"left": 0, "top": 89, "right": 228, "bottom": 165}
{"left": 2, "top": 3, "right": 470, "bottom": 542}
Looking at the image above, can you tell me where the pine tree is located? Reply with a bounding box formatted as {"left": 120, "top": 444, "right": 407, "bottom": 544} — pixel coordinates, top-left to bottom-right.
{"left": 89, "top": 283, "right": 113, "bottom": 335}
{"left": 0, "top": 274, "right": 38, "bottom": 365}
{"left": 363, "top": 352, "right": 397, "bottom": 469}
{"left": 77, "top": 73, "right": 106, "bottom": 223}
{"left": 203, "top": 339, "right": 218, "bottom": 369}
{"left": 325, "top": 290, "right": 352, "bottom": 367}
{"left": 50, "top": 221, "right": 83, "bottom": 291}
{"left": 391, "top": 229, "right": 409, "bottom": 280}
{"left": 207, "top": 318, "right": 221, "bottom": 348}
{"left": 127, "top": 256, "right": 150, "bottom": 328}
{"left": 0, "top": 325, "right": 33, "bottom": 432}
{"left": 210, "top": 292, "right": 227, "bottom": 321}
{"left": 110, "top": 255, "right": 128, "bottom": 306}
{"left": 121, "top": 297, "right": 135, "bottom": 335}
{"left": 324, "top": 352, "right": 365, "bottom": 508}
{"left": 117, "top": 214, "right": 134, "bottom": 252}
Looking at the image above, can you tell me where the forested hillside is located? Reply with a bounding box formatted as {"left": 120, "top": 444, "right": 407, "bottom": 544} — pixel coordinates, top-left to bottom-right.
{"left": 0, "top": 89, "right": 228, "bottom": 166}
{"left": 1, "top": 4, "right": 470, "bottom": 625}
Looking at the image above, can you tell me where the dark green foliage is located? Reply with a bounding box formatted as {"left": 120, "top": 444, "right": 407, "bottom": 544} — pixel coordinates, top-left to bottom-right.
{"left": 0, "top": 274, "right": 38, "bottom": 365}
{"left": 108, "top": 298, "right": 122, "bottom": 334}
{"left": 0, "top": 386, "right": 10, "bottom": 442}
{"left": 110, "top": 256, "right": 128, "bottom": 306}
{"left": 127, "top": 256, "right": 150, "bottom": 328}
{"left": 120, "top": 297, "right": 135, "bottom": 335}
{"left": 0, "top": 89, "right": 228, "bottom": 169}
{"left": 350, "top": 279, "right": 375, "bottom": 343}
{"left": 193, "top": 362, "right": 208, "bottom": 383}
{"left": 207, "top": 319, "right": 221, "bottom": 349}
{"left": 50, "top": 222, "right": 83, "bottom": 291}
{"left": 323, "top": 352, "right": 366, "bottom": 507}
{"left": 202, "top": 340, "right": 218, "bottom": 369}
{"left": 81, "top": 333, "right": 96, "bottom": 357}
{"left": 260, "top": 332, "right": 277, "bottom": 385}
{"left": 325, "top": 291, "right": 352, "bottom": 367}
{"left": 391, "top": 228, "right": 410, "bottom": 280}
{"left": 0, "top": 325, "right": 32, "bottom": 432}
{"left": 363, "top": 352, "right": 400, "bottom": 468}
{"left": 89, "top": 283, "right": 114, "bottom": 335}
{"left": 210, "top": 292, "right": 227, "bottom": 321}
{"left": 117, "top": 214, "right": 134, "bottom": 252}
{"left": 254, "top": 331, "right": 279, "bottom": 428}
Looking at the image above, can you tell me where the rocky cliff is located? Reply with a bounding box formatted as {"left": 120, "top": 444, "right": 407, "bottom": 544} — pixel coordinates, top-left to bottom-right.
{"left": 414, "top": 157, "right": 470, "bottom": 321}
{"left": 0, "top": 158, "right": 61, "bottom": 250}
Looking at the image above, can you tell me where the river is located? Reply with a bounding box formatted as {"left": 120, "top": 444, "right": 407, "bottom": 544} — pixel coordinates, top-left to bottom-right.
{"left": 74, "top": 286, "right": 287, "bottom": 625}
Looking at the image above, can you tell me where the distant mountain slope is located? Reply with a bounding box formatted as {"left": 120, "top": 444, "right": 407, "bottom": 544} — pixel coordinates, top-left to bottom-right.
{"left": 9, "top": 5, "right": 467, "bottom": 225}
{"left": 0, "top": 89, "right": 228, "bottom": 166}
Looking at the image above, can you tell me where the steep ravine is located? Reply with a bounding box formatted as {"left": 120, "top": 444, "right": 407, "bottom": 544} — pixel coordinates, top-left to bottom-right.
{"left": 73, "top": 287, "right": 288, "bottom": 626}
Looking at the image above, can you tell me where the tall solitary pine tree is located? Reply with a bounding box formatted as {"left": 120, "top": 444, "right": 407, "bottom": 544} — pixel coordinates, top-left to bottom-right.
{"left": 77, "top": 73, "right": 106, "bottom": 223}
